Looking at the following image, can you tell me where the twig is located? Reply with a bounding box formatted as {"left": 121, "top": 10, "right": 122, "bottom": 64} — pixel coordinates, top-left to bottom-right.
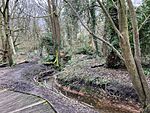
{"left": 111, "top": 0, "right": 118, "bottom": 10}
{"left": 3, "top": 0, "right": 10, "bottom": 14}
{"left": 11, "top": 11, "right": 57, "bottom": 19}
{"left": 96, "top": 0, "right": 124, "bottom": 40}
{"left": 138, "top": 14, "right": 150, "bottom": 31}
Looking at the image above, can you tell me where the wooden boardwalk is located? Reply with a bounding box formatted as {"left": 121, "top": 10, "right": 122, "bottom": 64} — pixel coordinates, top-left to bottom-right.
{"left": 0, "top": 89, "right": 55, "bottom": 113}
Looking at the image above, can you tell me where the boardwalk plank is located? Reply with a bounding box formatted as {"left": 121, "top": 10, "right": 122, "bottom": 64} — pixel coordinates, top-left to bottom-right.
{"left": 0, "top": 90, "right": 54, "bottom": 113}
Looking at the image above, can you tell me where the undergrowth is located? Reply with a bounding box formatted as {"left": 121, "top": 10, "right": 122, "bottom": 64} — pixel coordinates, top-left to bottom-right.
{"left": 144, "top": 68, "right": 150, "bottom": 76}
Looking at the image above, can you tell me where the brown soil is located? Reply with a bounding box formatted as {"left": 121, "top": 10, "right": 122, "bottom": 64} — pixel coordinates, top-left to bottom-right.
{"left": 56, "top": 54, "right": 150, "bottom": 113}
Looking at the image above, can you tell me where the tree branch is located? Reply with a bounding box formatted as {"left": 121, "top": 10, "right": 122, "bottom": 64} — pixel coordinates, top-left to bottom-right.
{"left": 3, "top": 0, "right": 10, "bottom": 13}
{"left": 127, "top": 0, "right": 141, "bottom": 58}
{"left": 10, "top": 0, "right": 19, "bottom": 17}
{"left": 0, "top": 5, "right": 3, "bottom": 14}
{"left": 111, "top": 0, "right": 118, "bottom": 10}
{"left": 11, "top": 10, "right": 57, "bottom": 19}
{"left": 64, "top": 0, "right": 124, "bottom": 61}
{"left": 127, "top": 0, "right": 150, "bottom": 105}
{"left": 96, "top": 0, "right": 124, "bottom": 40}
{"left": 138, "top": 14, "right": 150, "bottom": 31}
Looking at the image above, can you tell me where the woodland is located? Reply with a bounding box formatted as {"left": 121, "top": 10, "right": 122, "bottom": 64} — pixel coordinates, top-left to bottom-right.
{"left": 0, "top": 0, "right": 150, "bottom": 113}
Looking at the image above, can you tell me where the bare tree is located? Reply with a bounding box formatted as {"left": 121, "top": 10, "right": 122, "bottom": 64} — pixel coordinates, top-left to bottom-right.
{"left": 0, "top": 0, "right": 13, "bottom": 66}
{"left": 48, "top": 0, "right": 61, "bottom": 66}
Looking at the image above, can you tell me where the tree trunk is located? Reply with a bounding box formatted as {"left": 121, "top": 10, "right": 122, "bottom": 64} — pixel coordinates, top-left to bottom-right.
{"left": 0, "top": 13, "right": 4, "bottom": 49}
{"left": 89, "top": 0, "right": 99, "bottom": 56}
{"left": 48, "top": 0, "right": 61, "bottom": 66}
{"left": 102, "top": 22, "right": 108, "bottom": 57}
{"left": 118, "top": 0, "right": 150, "bottom": 112}
{"left": 1, "top": 0, "right": 13, "bottom": 66}
{"left": 126, "top": 0, "right": 150, "bottom": 112}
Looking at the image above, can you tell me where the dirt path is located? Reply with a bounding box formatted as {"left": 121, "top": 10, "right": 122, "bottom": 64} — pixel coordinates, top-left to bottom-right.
{"left": 0, "top": 62, "right": 99, "bottom": 113}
